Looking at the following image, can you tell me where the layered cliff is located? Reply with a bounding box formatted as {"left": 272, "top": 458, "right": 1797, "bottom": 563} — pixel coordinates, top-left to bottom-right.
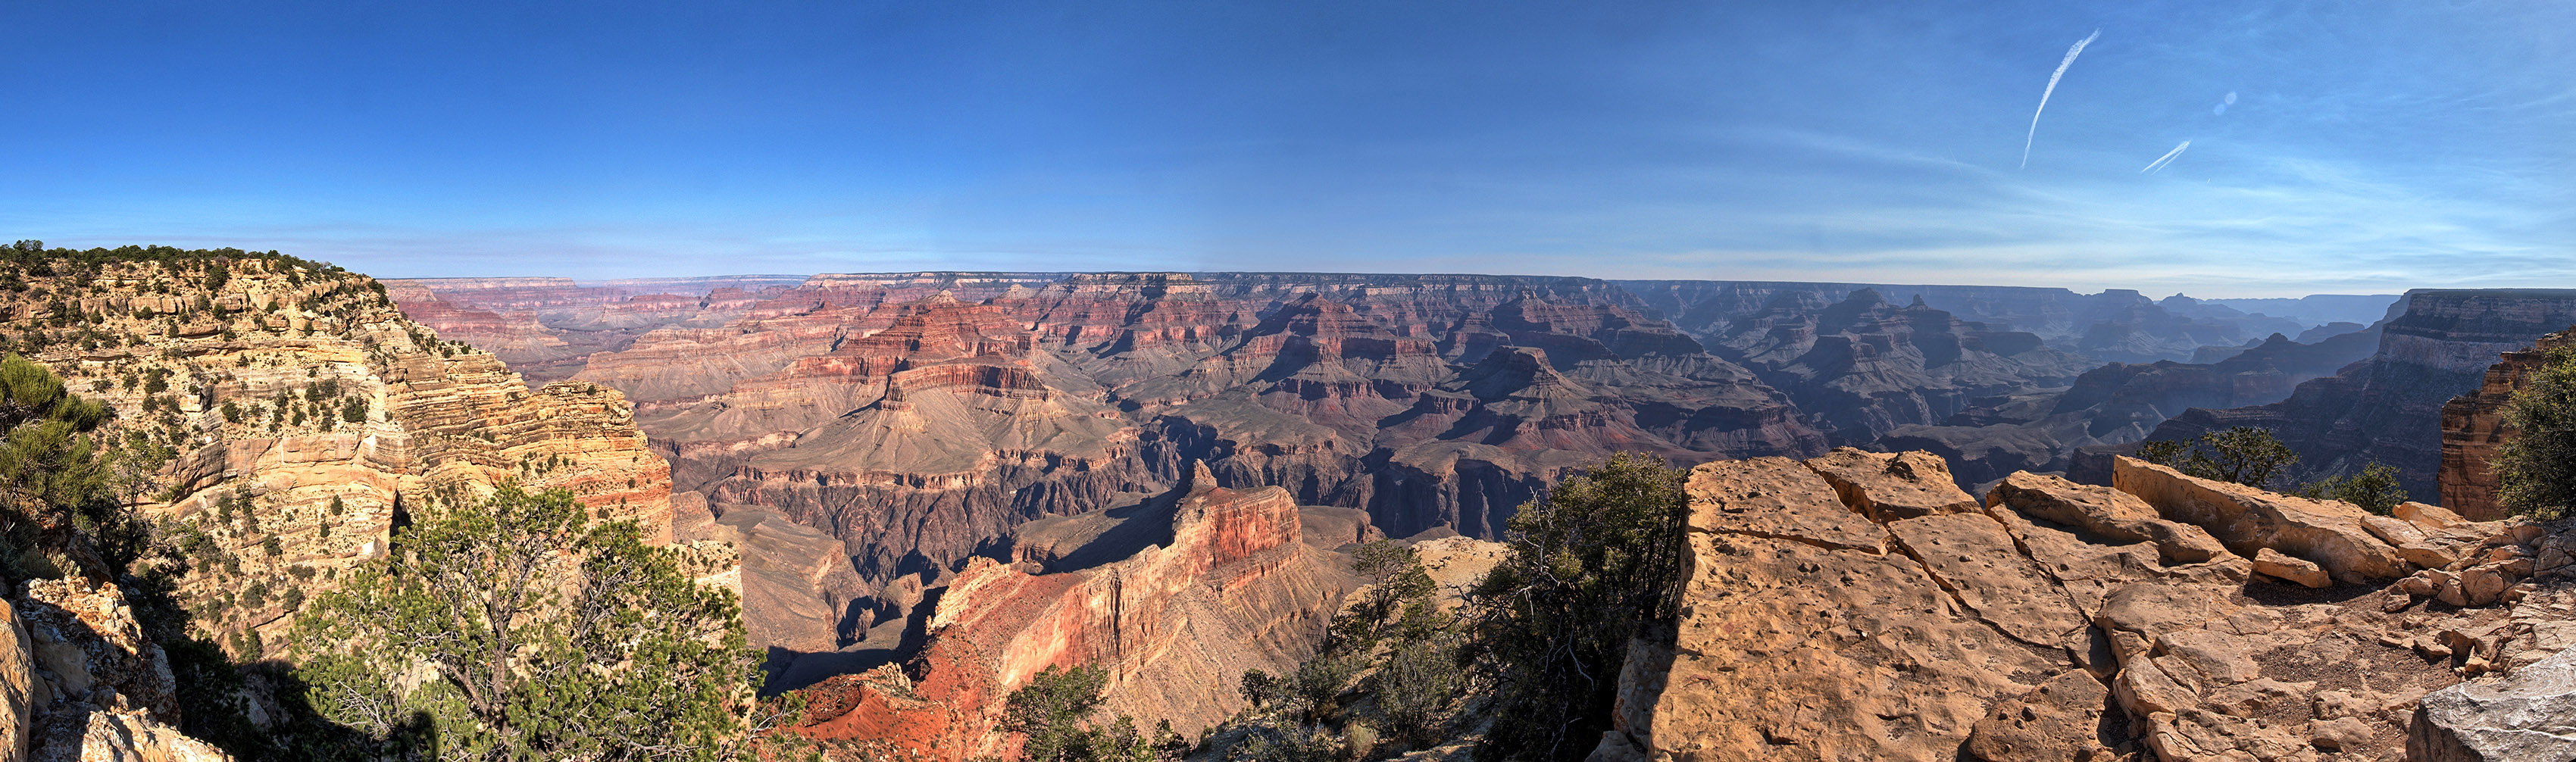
{"left": 2, "top": 254, "right": 677, "bottom": 661}
{"left": 781, "top": 465, "right": 1358, "bottom": 760}
{"left": 1598, "top": 448, "right": 2567, "bottom": 761}
{"left": 1615, "top": 280, "right": 2356, "bottom": 364}
{"left": 2149, "top": 289, "right": 2576, "bottom": 501}
{"left": 1882, "top": 326, "right": 2382, "bottom": 488}
{"left": 1700, "top": 289, "right": 2093, "bottom": 445}
{"left": 386, "top": 274, "right": 808, "bottom": 382}
{"left": 2438, "top": 327, "right": 2576, "bottom": 520}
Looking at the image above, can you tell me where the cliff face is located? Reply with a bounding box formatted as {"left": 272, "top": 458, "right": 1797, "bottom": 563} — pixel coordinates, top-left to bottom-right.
{"left": 782, "top": 466, "right": 1358, "bottom": 760}
{"left": 2149, "top": 290, "right": 2576, "bottom": 502}
{"left": 1598, "top": 449, "right": 2567, "bottom": 762}
{"left": 385, "top": 275, "right": 808, "bottom": 382}
{"left": 2439, "top": 328, "right": 2576, "bottom": 520}
{"left": 1701, "top": 289, "right": 2093, "bottom": 445}
{"left": 5, "top": 257, "right": 676, "bottom": 661}
{"left": 1615, "top": 280, "right": 2350, "bottom": 364}
{"left": 1881, "top": 326, "right": 2382, "bottom": 488}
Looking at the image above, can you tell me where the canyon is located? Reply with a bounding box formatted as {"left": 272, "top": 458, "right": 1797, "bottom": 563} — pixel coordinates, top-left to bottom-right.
{"left": 2150, "top": 289, "right": 2576, "bottom": 502}
{"left": 385, "top": 274, "right": 2412, "bottom": 667}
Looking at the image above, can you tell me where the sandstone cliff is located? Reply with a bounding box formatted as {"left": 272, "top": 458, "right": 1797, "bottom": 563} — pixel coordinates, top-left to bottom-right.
{"left": 780, "top": 465, "right": 1359, "bottom": 760}
{"left": 1596, "top": 448, "right": 2566, "bottom": 761}
{"left": 2438, "top": 327, "right": 2575, "bottom": 520}
{"left": 5, "top": 255, "right": 677, "bottom": 661}
{"left": 2149, "top": 289, "right": 2576, "bottom": 501}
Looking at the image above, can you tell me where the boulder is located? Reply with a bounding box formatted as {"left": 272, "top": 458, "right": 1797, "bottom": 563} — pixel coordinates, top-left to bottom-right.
{"left": 2409, "top": 645, "right": 2576, "bottom": 762}
{"left": 2252, "top": 548, "right": 2331, "bottom": 589}
{"left": 1986, "top": 472, "right": 2227, "bottom": 564}
{"left": 2110, "top": 456, "right": 2409, "bottom": 582}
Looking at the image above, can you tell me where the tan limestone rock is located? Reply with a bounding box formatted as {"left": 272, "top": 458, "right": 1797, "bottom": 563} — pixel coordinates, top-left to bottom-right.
{"left": 1987, "top": 471, "right": 2228, "bottom": 564}
{"left": 2111, "top": 456, "right": 2408, "bottom": 582}
{"left": 1886, "top": 512, "right": 2088, "bottom": 646}
{"left": 1801, "top": 447, "right": 1979, "bottom": 522}
{"left": 1683, "top": 457, "right": 1886, "bottom": 552}
{"left": 1962, "top": 670, "right": 2115, "bottom": 762}
{"left": 2252, "top": 548, "right": 2331, "bottom": 589}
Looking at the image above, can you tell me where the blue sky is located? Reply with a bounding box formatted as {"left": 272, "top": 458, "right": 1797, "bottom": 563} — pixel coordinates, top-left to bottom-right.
{"left": 2, "top": 1, "right": 2568, "bottom": 296}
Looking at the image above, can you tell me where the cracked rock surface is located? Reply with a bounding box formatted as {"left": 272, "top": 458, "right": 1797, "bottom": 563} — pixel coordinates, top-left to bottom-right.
{"left": 1598, "top": 451, "right": 2576, "bottom": 762}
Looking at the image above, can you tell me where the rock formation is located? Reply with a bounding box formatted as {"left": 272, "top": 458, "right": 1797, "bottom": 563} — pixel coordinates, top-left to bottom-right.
{"left": 2439, "top": 327, "right": 2575, "bottom": 520}
{"left": 2, "top": 582, "right": 232, "bottom": 761}
{"left": 3, "top": 255, "right": 677, "bottom": 661}
{"left": 385, "top": 274, "right": 811, "bottom": 382}
{"left": 780, "top": 465, "right": 1360, "bottom": 760}
{"left": 1615, "top": 280, "right": 2354, "bottom": 364}
{"left": 2150, "top": 289, "right": 2576, "bottom": 502}
{"left": 1699, "top": 289, "right": 2093, "bottom": 444}
{"left": 514, "top": 271, "right": 1827, "bottom": 663}
{"left": 1597, "top": 448, "right": 2571, "bottom": 761}
{"left": 1879, "top": 326, "right": 2382, "bottom": 489}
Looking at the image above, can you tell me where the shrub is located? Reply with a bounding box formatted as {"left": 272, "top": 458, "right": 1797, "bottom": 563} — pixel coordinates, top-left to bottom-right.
{"left": 2500, "top": 346, "right": 2576, "bottom": 518}
{"left": 1471, "top": 452, "right": 1688, "bottom": 761}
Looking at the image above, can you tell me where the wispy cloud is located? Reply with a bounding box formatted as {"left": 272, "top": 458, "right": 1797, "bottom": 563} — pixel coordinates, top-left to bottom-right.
{"left": 2021, "top": 29, "right": 2101, "bottom": 170}
{"left": 2139, "top": 140, "right": 2190, "bottom": 173}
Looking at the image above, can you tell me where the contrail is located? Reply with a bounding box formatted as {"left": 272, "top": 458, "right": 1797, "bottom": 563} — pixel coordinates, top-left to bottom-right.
{"left": 2021, "top": 29, "right": 2102, "bottom": 169}
{"left": 2140, "top": 140, "right": 2190, "bottom": 173}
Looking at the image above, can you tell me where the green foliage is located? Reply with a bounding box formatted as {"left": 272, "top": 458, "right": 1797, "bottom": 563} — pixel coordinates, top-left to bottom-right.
{"left": 220, "top": 400, "right": 243, "bottom": 424}
{"left": 1471, "top": 452, "right": 1687, "bottom": 762}
{"left": 339, "top": 397, "right": 367, "bottom": 423}
{"left": 290, "top": 484, "right": 756, "bottom": 760}
{"left": 2501, "top": 346, "right": 2576, "bottom": 518}
{"left": 2296, "top": 461, "right": 2408, "bottom": 515}
{"left": 1001, "top": 664, "right": 1183, "bottom": 762}
{"left": 2137, "top": 426, "right": 2299, "bottom": 489}
{"left": 0, "top": 354, "right": 117, "bottom": 575}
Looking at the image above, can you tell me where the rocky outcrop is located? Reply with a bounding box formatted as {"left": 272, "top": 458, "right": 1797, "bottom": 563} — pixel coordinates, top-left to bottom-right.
{"left": 4, "top": 579, "right": 231, "bottom": 762}
{"left": 781, "top": 466, "right": 1359, "bottom": 760}
{"left": 387, "top": 274, "right": 809, "bottom": 382}
{"left": 2149, "top": 289, "right": 2576, "bottom": 503}
{"left": 2409, "top": 644, "right": 2576, "bottom": 762}
{"left": 2440, "top": 328, "right": 2575, "bottom": 520}
{"left": 7, "top": 255, "right": 677, "bottom": 661}
{"left": 1601, "top": 448, "right": 2564, "bottom": 761}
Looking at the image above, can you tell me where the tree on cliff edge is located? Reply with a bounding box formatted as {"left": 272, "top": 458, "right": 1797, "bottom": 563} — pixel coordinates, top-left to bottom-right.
{"left": 1471, "top": 452, "right": 1688, "bottom": 762}
{"left": 2500, "top": 346, "right": 2576, "bottom": 518}
{"left": 291, "top": 484, "right": 757, "bottom": 761}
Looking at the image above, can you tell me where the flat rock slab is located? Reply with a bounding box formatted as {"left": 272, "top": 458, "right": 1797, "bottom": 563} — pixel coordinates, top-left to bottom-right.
{"left": 1802, "top": 447, "right": 1979, "bottom": 522}
{"left": 1887, "top": 512, "right": 2087, "bottom": 647}
{"left": 2410, "top": 645, "right": 2576, "bottom": 762}
{"left": 1686, "top": 457, "right": 1885, "bottom": 552}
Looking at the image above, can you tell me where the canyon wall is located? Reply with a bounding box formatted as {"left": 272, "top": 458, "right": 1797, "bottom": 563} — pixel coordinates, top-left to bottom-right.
{"left": 2148, "top": 289, "right": 2576, "bottom": 501}
{"left": 1616, "top": 280, "right": 2359, "bottom": 364}
{"left": 7, "top": 256, "right": 679, "bottom": 660}
{"left": 2439, "top": 328, "right": 2576, "bottom": 520}
{"left": 781, "top": 465, "right": 1358, "bottom": 760}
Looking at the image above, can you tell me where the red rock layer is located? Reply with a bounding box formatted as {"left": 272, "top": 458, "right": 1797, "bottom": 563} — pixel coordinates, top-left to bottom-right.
{"left": 2440, "top": 327, "right": 2576, "bottom": 520}
{"left": 784, "top": 467, "right": 1353, "bottom": 759}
